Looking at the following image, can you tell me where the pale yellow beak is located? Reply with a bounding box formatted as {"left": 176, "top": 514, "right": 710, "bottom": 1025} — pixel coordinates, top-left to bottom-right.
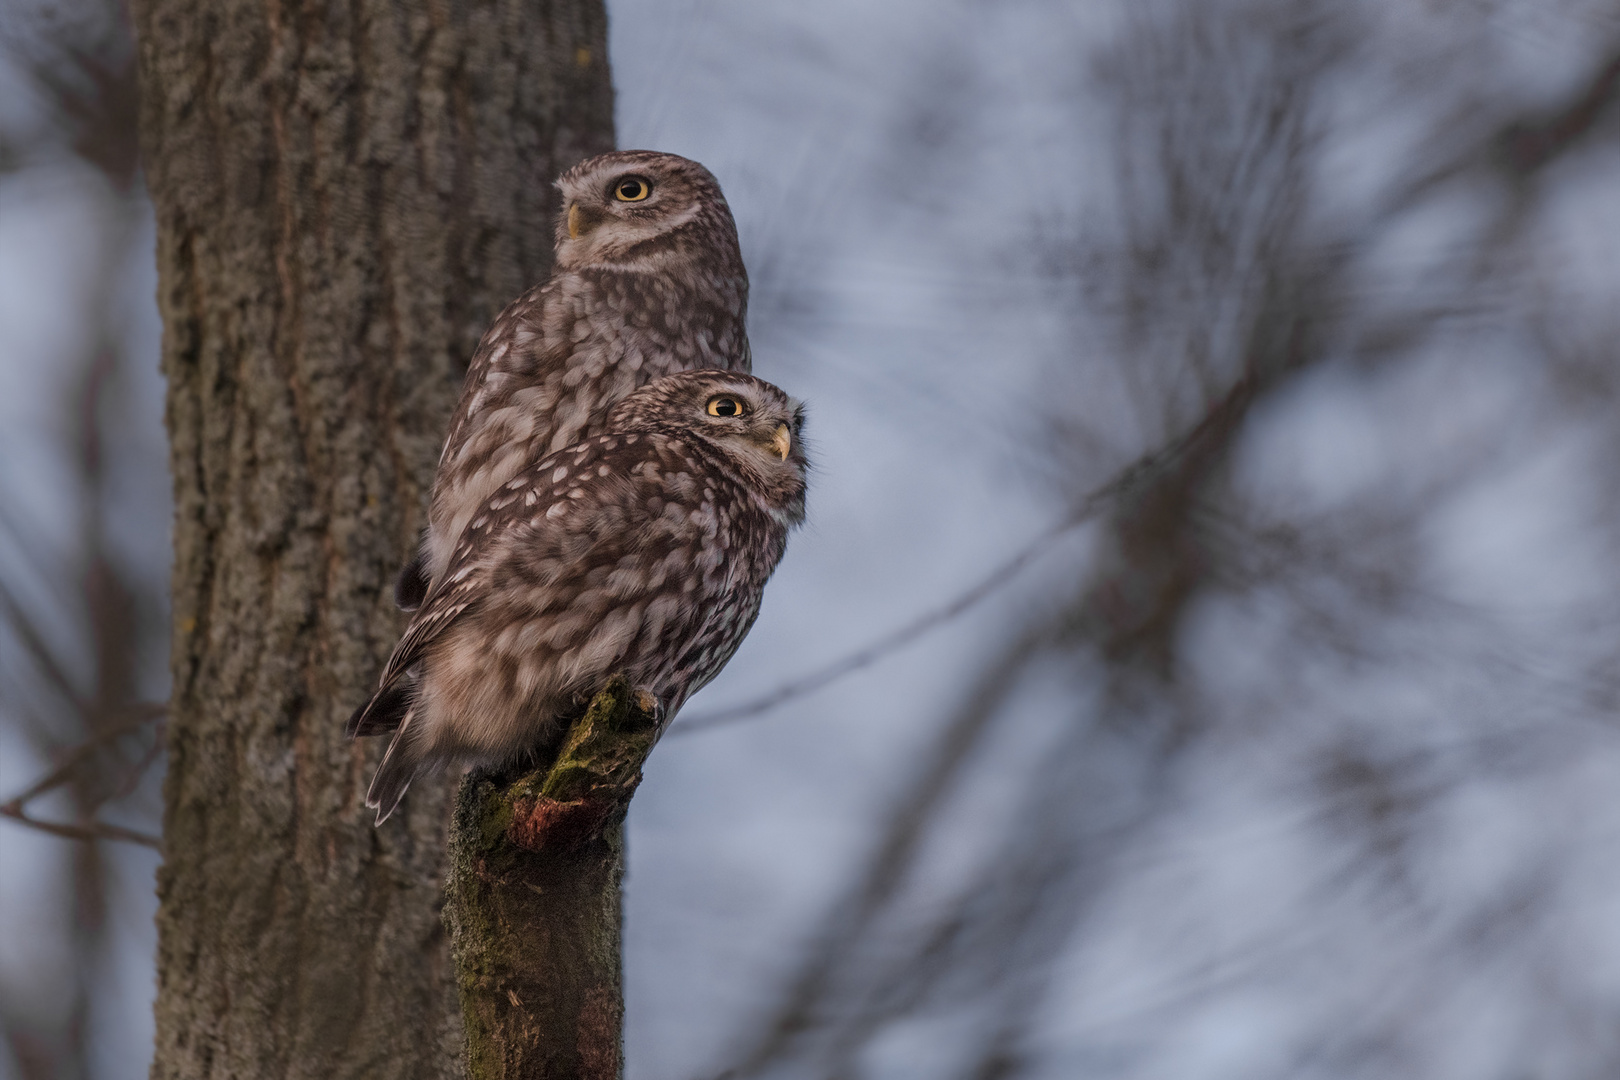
{"left": 567, "top": 203, "right": 581, "bottom": 240}
{"left": 769, "top": 424, "right": 792, "bottom": 461}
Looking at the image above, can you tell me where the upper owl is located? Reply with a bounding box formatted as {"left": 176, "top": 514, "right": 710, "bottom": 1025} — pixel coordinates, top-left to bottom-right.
{"left": 396, "top": 150, "right": 752, "bottom": 609}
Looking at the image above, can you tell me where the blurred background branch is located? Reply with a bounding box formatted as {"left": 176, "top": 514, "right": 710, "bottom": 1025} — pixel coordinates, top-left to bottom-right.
{"left": 715, "top": 2, "right": 1620, "bottom": 1077}
{"left": 0, "top": 0, "right": 167, "bottom": 1074}
{"left": 0, "top": 702, "right": 163, "bottom": 850}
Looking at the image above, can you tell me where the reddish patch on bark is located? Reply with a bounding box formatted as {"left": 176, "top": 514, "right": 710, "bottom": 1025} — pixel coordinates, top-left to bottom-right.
{"left": 507, "top": 795, "right": 614, "bottom": 851}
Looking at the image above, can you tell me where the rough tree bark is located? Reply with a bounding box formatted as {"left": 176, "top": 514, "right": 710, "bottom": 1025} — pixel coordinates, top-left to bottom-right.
{"left": 133, "top": 0, "right": 614, "bottom": 1075}
{"left": 446, "top": 677, "right": 659, "bottom": 1080}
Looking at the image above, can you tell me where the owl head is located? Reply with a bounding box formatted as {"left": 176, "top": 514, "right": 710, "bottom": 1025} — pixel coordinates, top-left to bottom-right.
{"left": 553, "top": 150, "right": 743, "bottom": 274}
{"left": 607, "top": 370, "right": 808, "bottom": 524}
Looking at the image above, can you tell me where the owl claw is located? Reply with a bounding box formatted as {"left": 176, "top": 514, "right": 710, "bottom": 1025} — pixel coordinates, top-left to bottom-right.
{"left": 634, "top": 689, "right": 663, "bottom": 723}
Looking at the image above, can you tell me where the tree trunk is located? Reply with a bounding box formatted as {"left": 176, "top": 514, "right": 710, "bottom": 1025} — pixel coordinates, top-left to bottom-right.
{"left": 133, "top": 0, "right": 614, "bottom": 1075}
{"left": 446, "top": 678, "right": 659, "bottom": 1080}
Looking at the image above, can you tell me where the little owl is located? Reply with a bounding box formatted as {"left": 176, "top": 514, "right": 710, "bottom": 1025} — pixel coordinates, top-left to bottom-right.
{"left": 395, "top": 150, "right": 752, "bottom": 610}
{"left": 350, "top": 370, "right": 807, "bottom": 823}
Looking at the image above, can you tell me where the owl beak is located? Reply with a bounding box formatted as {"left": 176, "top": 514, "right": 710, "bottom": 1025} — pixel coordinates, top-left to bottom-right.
{"left": 769, "top": 424, "right": 792, "bottom": 461}
{"left": 566, "top": 202, "right": 606, "bottom": 240}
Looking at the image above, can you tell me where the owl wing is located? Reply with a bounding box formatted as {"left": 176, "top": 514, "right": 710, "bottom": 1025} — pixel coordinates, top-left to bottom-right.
{"left": 346, "top": 554, "right": 487, "bottom": 739}
{"left": 399, "top": 270, "right": 612, "bottom": 612}
{"left": 377, "top": 564, "right": 483, "bottom": 688}
{"left": 350, "top": 434, "right": 649, "bottom": 739}
{"left": 437, "top": 278, "right": 570, "bottom": 467}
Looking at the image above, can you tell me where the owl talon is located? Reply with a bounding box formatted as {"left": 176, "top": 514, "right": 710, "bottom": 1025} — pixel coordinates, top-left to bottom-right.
{"left": 634, "top": 690, "right": 663, "bottom": 724}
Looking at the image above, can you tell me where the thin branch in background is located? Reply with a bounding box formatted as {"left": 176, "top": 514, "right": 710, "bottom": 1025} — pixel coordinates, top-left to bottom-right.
{"left": 676, "top": 379, "right": 1266, "bottom": 734}
{"left": 0, "top": 70, "right": 164, "bottom": 1080}
{"left": 0, "top": 809, "right": 162, "bottom": 850}
{"left": 0, "top": 704, "right": 166, "bottom": 850}
{"left": 673, "top": 515, "right": 1091, "bottom": 734}
{"left": 726, "top": 325, "right": 1314, "bottom": 1076}
{"left": 1496, "top": 51, "right": 1620, "bottom": 178}
{"left": 1, "top": 703, "right": 165, "bottom": 808}
{"left": 726, "top": 625, "right": 1060, "bottom": 1076}
{"left": 723, "top": 9, "right": 1620, "bottom": 1079}
{"left": 0, "top": 567, "right": 90, "bottom": 716}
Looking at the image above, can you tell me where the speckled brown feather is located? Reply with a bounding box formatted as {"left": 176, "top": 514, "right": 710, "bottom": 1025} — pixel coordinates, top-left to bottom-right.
{"left": 396, "top": 151, "right": 752, "bottom": 609}
{"left": 353, "top": 371, "right": 806, "bottom": 822}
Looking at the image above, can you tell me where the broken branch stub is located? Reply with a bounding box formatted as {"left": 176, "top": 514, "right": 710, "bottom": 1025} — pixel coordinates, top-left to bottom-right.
{"left": 446, "top": 676, "right": 660, "bottom": 1080}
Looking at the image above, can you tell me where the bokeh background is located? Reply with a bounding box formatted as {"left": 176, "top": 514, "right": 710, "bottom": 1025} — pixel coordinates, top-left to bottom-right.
{"left": 6, "top": 0, "right": 1620, "bottom": 1077}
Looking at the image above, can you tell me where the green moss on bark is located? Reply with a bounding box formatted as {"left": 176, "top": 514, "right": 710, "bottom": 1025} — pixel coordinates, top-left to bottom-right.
{"left": 445, "top": 678, "right": 658, "bottom": 1080}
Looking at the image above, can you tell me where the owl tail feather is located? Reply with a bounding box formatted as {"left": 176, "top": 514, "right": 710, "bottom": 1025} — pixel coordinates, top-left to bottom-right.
{"left": 394, "top": 547, "right": 430, "bottom": 612}
{"left": 366, "top": 712, "right": 420, "bottom": 826}
{"left": 346, "top": 677, "right": 413, "bottom": 739}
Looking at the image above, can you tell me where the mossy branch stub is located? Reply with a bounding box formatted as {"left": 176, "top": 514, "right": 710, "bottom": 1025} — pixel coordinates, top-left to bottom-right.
{"left": 445, "top": 677, "right": 659, "bottom": 1080}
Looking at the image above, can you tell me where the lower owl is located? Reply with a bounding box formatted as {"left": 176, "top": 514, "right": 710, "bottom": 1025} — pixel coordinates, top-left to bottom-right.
{"left": 347, "top": 370, "right": 808, "bottom": 823}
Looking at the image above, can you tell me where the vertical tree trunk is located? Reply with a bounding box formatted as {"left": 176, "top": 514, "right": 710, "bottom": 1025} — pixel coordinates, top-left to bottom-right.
{"left": 133, "top": 0, "right": 614, "bottom": 1075}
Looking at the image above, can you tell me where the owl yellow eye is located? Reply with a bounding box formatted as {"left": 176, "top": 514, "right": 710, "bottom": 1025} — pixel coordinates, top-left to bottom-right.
{"left": 613, "top": 176, "right": 652, "bottom": 202}
{"left": 706, "top": 396, "right": 746, "bottom": 418}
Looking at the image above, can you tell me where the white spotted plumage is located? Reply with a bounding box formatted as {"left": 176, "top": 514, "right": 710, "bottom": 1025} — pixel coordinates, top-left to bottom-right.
{"left": 394, "top": 151, "right": 752, "bottom": 611}
{"left": 350, "top": 371, "right": 807, "bottom": 824}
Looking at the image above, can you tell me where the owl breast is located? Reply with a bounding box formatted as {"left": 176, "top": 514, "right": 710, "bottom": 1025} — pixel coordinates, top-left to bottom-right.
{"left": 412, "top": 432, "right": 784, "bottom": 766}
{"left": 423, "top": 264, "right": 751, "bottom": 585}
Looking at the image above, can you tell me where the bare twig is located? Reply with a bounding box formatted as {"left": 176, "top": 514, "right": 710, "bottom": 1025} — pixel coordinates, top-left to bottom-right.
{"left": 675, "top": 360, "right": 1277, "bottom": 735}
{"left": 0, "top": 703, "right": 166, "bottom": 849}
{"left": 0, "top": 703, "right": 165, "bottom": 809}
{"left": 1496, "top": 51, "right": 1620, "bottom": 178}
{"left": 0, "top": 569, "right": 90, "bottom": 715}
{"left": 672, "top": 514, "right": 1094, "bottom": 734}
{"left": 0, "top": 807, "right": 162, "bottom": 850}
